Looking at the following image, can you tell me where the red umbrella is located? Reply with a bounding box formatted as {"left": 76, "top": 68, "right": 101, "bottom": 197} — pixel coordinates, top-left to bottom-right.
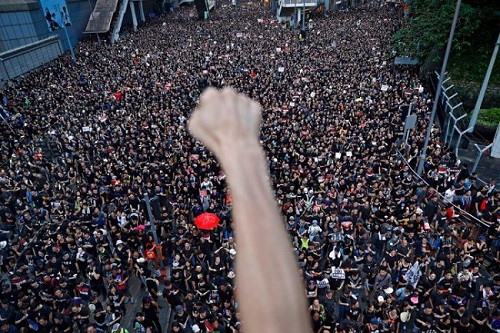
{"left": 195, "top": 213, "right": 220, "bottom": 230}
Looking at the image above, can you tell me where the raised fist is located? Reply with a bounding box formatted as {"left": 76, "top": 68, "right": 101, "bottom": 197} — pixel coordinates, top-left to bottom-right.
{"left": 188, "top": 87, "right": 261, "bottom": 159}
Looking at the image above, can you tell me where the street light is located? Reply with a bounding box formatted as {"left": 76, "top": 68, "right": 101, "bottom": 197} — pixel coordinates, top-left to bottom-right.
{"left": 143, "top": 193, "right": 164, "bottom": 268}
{"left": 302, "top": 0, "right": 306, "bottom": 36}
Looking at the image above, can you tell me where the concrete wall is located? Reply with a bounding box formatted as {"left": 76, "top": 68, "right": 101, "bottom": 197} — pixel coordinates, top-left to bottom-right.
{"left": 0, "top": 0, "right": 97, "bottom": 53}
{"left": 0, "top": 0, "right": 97, "bottom": 86}
{"left": 0, "top": 36, "right": 63, "bottom": 82}
{"left": 0, "top": 11, "right": 39, "bottom": 52}
{"left": 0, "top": 0, "right": 159, "bottom": 86}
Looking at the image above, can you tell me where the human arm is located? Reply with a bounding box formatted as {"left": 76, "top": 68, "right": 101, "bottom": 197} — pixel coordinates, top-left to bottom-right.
{"left": 470, "top": 313, "right": 488, "bottom": 326}
{"left": 415, "top": 318, "right": 431, "bottom": 329}
{"left": 76, "top": 308, "right": 90, "bottom": 322}
{"left": 189, "top": 88, "right": 312, "bottom": 333}
{"left": 109, "top": 312, "right": 122, "bottom": 325}
{"left": 14, "top": 311, "right": 29, "bottom": 326}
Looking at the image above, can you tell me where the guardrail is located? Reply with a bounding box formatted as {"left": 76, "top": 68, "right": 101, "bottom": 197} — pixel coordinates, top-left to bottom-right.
{"left": 435, "top": 71, "right": 497, "bottom": 181}
{"left": 396, "top": 150, "right": 492, "bottom": 231}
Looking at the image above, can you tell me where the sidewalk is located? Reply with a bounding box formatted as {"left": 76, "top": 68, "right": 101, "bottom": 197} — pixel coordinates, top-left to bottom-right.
{"left": 458, "top": 143, "right": 500, "bottom": 186}
{"left": 120, "top": 273, "right": 172, "bottom": 332}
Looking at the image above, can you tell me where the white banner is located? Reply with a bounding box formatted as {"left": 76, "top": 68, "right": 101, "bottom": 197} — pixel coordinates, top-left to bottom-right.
{"left": 330, "top": 268, "right": 345, "bottom": 280}
{"left": 404, "top": 261, "right": 421, "bottom": 288}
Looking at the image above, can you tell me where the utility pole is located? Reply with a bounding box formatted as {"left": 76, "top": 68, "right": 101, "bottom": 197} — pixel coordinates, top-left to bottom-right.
{"left": 302, "top": 0, "right": 306, "bottom": 32}
{"left": 417, "top": 0, "right": 462, "bottom": 176}
{"left": 294, "top": 0, "right": 298, "bottom": 31}
{"left": 143, "top": 193, "right": 164, "bottom": 268}
{"left": 468, "top": 33, "right": 500, "bottom": 132}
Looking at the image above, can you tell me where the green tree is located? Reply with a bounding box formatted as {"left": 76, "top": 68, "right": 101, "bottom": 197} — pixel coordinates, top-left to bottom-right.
{"left": 393, "top": 0, "right": 482, "bottom": 61}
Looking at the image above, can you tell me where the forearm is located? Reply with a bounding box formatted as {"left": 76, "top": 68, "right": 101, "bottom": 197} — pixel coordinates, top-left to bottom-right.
{"left": 220, "top": 141, "right": 311, "bottom": 333}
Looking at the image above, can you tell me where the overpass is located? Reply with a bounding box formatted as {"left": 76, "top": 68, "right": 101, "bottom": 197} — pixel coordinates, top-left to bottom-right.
{"left": 84, "top": 0, "right": 151, "bottom": 43}
{"left": 277, "top": 0, "right": 317, "bottom": 24}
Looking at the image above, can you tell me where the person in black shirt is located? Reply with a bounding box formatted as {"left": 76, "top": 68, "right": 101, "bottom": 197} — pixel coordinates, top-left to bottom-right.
{"left": 141, "top": 298, "right": 161, "bottom": 333}
{"left": 0, "top": 299, "right": 15, "bottom": 325}
{"left": 35, "top": 316, "right": 53, "bottom": 333}
{"left": 338, "top": 287, "right": 352, "bottom": 322}
{"left": 310, "top": 311, "right": 323, "bottom": 333}
{"left": 218, "top": 282, "right": 234, "bottom": 305}
{"left": 80, "top": 230, "right": 97, "bottom": 257}
{"left": 162, "top": 281, "right": 183, "bottom": 308}
{"left": 433, "top": 302, "right": 448, "bottom": 323}
{"left": 133, "top": 312, "right": 154, "bottom": 333}
{"left": 53, "top": 313, "right": 72, "bottom": 333}
{"left": 87, "top": 261, "right": 107, "bottom": 298}
{"left": 455, "top": 316, "right": 474, "bottom": 333}
{"left": 13, "top": 303, "right": 29, "bottom": 331}
{"left": 384, "top": 249, "right": 400, "bottom": 271}
{"left": 347, "top": 300, "right": 362, "bottom": 322}
{"left": 431, "top": 259, "right": 446, "bottom": 280}
{"left": 53, "top": 289, "right": 71, "bottom": 313}
{"left": 362, "top": 303, "right": 376, "bottom": 326}
{"left": 171, "top": 321, "right": 186, "bottom": 333}
{"left": 173, "top": 305, "right": 190, "bottom": 331}
{"left": 471, "top": 305, "right": 489, "bottom": 330}
{"left": 424, "top": 196, "right": 439, "bottom": 223}
{"left": 451, "top": 306, "right": 467, "bottom": 325}
{"left": 437, "top": 271, "right": 454, "bottom": 296}
{"left": 435, "top": 206, "right": 448, "bottom": 231}
{"left": 436, "top": 315, "right": 452, "bottom": 333}
{"left": 28, "top": 302, "right": 52, "bottom": 324}
{"left": 440, "top": 233, "right": 455, "bottom": 255}
{"left": 415, "top": 305, "right": 434, "bottom": 331}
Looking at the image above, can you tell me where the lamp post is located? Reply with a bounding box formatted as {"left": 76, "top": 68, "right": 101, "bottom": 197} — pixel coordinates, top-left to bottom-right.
{"left": 294, "top": 0, "right": 298, "bottom": 31}
{"left": 302, "top": 0, "right": 306, "bottom": 32}
{"left": 143, "top": 193, "right": 164, "bottom": 268}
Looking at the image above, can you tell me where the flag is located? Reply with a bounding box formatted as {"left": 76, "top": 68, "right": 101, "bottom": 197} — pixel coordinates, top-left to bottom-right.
{"left": 404, "top": 262, "right": 422, "bottom": 288}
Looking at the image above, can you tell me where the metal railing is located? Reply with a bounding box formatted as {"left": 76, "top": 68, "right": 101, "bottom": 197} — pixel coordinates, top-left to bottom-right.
{"left": 396, "top": 150, "right": 491, "bottom": 230}
{"left": 435, "top": 72, "right": 496, "bottom": 181}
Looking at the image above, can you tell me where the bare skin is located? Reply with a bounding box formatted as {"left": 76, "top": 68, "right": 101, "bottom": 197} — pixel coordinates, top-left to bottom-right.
{"left": 189, "top": 87, "right": 312, "bottom": 333}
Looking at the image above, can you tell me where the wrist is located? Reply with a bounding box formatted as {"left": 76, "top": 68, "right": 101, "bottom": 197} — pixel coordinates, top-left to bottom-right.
{"left": 219, "top": 139, "right": 263, "bottom": 168}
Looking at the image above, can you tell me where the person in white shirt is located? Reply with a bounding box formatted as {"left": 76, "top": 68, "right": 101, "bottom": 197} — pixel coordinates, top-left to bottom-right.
{"left": 444, "top": 186, "right": 455, "bottom": 204}
{"left": 200, "top": 176, "right": 213, "bottom": 193}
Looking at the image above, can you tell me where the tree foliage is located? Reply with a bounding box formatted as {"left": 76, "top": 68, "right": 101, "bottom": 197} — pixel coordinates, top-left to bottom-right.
{"left": 392, "top": 0, "right": 497, "bottom": 62}
{"left": 465, "top": 108, "right": 500, "bottom": 128}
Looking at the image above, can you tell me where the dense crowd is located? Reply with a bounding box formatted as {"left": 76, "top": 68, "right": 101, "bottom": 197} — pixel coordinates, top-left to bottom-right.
{"left": 0, "top": 0, "right": 499, "bottom": 333}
